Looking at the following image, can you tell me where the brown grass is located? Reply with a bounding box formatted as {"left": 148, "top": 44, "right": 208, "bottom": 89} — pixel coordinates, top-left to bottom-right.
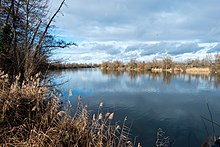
{"left": 0, "top": 71, "right": 134, "bottom": 147}
{"left": 151, "top": 68, "right": 163, "bottom": 72}
{"left": 185, "top": 67, "right": 211, "bottom": 75}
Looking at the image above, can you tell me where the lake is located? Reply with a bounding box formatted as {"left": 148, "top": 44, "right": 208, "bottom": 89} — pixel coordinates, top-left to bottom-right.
{"left": 52, "top": 68, "right": 220, "bottom": 147}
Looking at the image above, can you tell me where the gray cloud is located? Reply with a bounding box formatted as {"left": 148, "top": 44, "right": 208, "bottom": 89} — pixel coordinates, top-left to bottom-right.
{"left": 168, "top": 43, "right": 202, "bottom": 55}
{"left": 207, "top": 43, "right": 220, "bottom": 53}
{"left": 138, "top": 42, "right": 202, "bottom": 56}
{"left": 52, "top": 0, "right": 220, "bottom": 42}
{"left": 50, "top": 0, "right": 220, "bottom": 63}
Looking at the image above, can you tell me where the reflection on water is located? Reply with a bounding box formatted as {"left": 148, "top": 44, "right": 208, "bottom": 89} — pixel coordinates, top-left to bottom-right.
{"left": 101, "top": 69, "right": 220, "bottom": 89}
{"left": 52, "top": 68, "right": 220, "bottom": 147}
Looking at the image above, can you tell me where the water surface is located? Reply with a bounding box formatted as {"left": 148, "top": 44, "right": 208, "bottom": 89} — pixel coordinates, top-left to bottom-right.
{"left": 52, "top": 68, "right": 220, "bottom": 147}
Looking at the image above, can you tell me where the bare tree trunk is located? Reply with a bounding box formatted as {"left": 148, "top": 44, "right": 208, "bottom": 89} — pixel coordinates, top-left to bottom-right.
{"left": 1, "top": 0, "right": 71, "bottom": 84}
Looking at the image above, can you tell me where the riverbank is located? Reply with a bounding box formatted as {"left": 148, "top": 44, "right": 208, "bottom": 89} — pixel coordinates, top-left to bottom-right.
{"left": 99, "top": 56, "right": 219, "bottom": 75}
{"left": 100, "top": 66, "right": 212, "bottom": 75}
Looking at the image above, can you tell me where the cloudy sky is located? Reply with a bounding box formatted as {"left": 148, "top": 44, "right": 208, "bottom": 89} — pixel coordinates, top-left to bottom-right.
{"left": 51, "top": 0, "right": 220, "bottom": 63}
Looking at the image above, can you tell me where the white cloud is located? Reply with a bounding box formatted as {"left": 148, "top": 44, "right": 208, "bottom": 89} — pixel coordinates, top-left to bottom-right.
{"left": 50, "top": 0, "right": 220, "bottom": 63}
{"left": 51, "top": 0, "right": 220, "bottom": 42}
{"left": 51, "top": 41, "right": 220, "bottom": 63}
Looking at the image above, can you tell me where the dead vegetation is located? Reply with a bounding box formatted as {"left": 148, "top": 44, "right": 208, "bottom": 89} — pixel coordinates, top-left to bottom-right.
{"left": 185, "top": 67, "right": 211, "bottom": 75}
{"left": 100, "top": 54, "right": 220, "bottom": 75}
{"left": 0, "top": 71, "right": 134, "bottom": 147}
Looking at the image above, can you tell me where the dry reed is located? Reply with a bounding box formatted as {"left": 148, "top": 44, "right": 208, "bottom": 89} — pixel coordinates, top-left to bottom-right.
{"left": 185, "top": 67, "right": 211, "bottom": 75}
{"left": 0, "top": 71, "right": 134, "bottom": 147}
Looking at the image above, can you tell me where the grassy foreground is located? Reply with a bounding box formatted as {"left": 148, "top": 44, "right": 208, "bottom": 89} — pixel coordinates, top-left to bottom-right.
{"left": 0, "top": 71, "right": 135, "bottom": 147}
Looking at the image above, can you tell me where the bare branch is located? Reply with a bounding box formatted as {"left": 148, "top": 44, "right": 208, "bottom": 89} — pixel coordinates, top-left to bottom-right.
{"left": 36, "top": 0, "right": 65, "bottom": 51}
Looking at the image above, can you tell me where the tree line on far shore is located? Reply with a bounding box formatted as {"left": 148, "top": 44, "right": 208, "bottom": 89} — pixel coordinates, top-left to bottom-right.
{"left": 100, "top": 54, "right": 220, "bottom": 74}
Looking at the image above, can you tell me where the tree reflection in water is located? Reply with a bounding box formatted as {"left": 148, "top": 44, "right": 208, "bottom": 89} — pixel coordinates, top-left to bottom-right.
{"left": 100, "top": 69, "right": 220, "bottom": 88}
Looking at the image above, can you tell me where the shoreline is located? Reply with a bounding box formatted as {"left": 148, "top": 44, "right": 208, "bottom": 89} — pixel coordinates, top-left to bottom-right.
{"left": 100, "top": 67, "right": 212, "bottom": 75}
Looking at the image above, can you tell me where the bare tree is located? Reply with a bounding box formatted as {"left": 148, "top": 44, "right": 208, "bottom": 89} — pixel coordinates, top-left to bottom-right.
{"left": 113, "top": 60, "right": 123, "bottom": 70}
{"left": 162, "top": 55, "right": 173, "bottom": 70}
{"left": 0, "top": 0, "right": 72, "bottom": 83}
{"left": 127, "top": 59, "right": 137, "bottom": 70}
{"left": 214, "top": 54, "right": 220, "bottom": 73}
{"left": 201, "top": 55, "right": 212, "bottom": 68}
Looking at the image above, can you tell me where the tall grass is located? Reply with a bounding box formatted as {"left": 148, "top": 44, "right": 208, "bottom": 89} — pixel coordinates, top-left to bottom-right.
{"left": 0, "top": 71, "right": 134, "bottom": 146}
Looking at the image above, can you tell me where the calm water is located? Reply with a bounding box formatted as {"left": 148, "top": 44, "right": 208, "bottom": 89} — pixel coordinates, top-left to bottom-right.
{"left": 52, "top": 68, "right": 220, "bottom": 147}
